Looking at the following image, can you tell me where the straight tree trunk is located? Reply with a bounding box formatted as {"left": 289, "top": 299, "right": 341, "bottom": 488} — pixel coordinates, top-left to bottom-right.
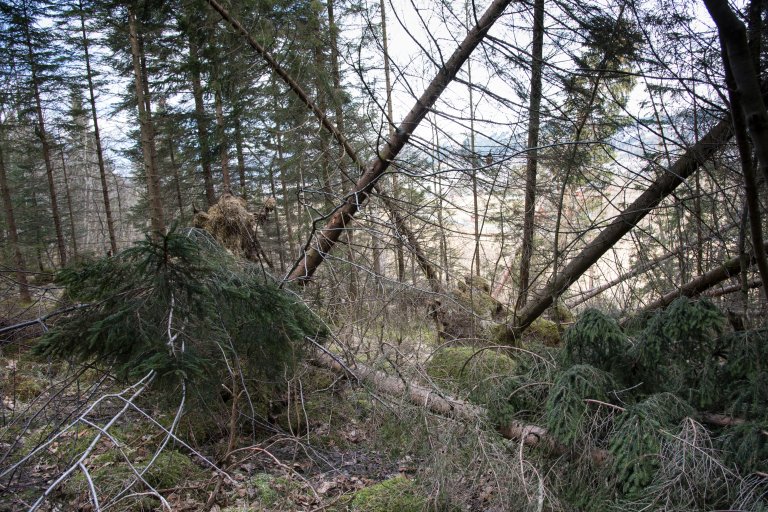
{"left": 59, "top": 149, "right": 79, "bottom": 259}
{"left": 214, "top": 82, "right": 231, "bottom": 193}
{"left": 234, "top": 115, "right": 247, "bottom": 197}
{"left": 379, "top": 0, "right": 405, "bottom": 282}
{"left": 188, "top": 33, "right": 216, "bottom": 206}
{"left": 516, "top": 0, "right": 545, "bottom": 311}
{"left": 23, "top": 16, "right": 66, "bottom": 266}
{"left": 0, "top": 133, "right": 31, "bottom": 302}
{"left": 128, "top": 6, "right": 165, "bottom": 234}
{"left": 79, "top": 0, "right": 117, "bottom": 254}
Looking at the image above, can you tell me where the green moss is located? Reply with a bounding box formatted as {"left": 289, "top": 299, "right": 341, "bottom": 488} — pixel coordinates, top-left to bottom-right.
{"left": 250, "top": 472, "right": 280, "bottom": 507}
{"left": 526, "top": 318, "right": 561, "bottom": 346}
{"left": 144, "top": 450, "right": 202, "bottom": 489}
{"left": 350, "top": 477, "right": 426, "bottom": 512}
{"left": 426, "top": 346, "right": 516, "bottom": 401}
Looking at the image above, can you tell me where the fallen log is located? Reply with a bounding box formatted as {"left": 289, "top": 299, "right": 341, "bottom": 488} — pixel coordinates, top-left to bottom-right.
{"left": 311, "top": 347, "right": 748, "bottom": 467}
{"left": 311, "top": 349, "right": 585, "bottom": 458}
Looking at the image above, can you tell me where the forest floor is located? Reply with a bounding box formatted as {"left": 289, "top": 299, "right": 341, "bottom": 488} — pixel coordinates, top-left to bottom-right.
{"left": 1, "top": 294, "right": 512, "bottom": 512}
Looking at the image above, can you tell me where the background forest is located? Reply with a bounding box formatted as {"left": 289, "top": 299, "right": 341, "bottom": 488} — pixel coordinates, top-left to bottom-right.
{"left": 1, "top": 0, "right": 768, "bottom": 510}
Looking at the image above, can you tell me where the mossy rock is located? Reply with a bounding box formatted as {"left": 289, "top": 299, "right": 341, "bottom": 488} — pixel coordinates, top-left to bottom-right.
{"left": 350, "top": 477, "right": 426, "bottom": 512}
{"left": 526, "top": 318, "right": 561, "bottom": 346}
{"left": 426, "top": 346, "right": 516, "bottom": 401}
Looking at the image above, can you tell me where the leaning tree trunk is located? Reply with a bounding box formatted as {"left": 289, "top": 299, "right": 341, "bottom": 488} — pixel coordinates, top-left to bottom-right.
{"left": 628, "top": 240, "right": 768, "bottom": 317}
{"left": 513, "top": 116, "right": 734, "bottom": 333}
{"left": 567, "top": 221, "right": 738, "bottom": 308}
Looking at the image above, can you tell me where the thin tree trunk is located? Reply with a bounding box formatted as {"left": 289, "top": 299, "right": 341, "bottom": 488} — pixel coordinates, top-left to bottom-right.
{"left": 516, "top": 0, "right": 545, "bottom": 311}
{"left": 378, "top": 0, "right": 405, "bottom": 282}
{"left": 79, "top": 0, "right": 116, "bottom": 254}
{"left": 269, "top": 165, "right": 286, "bottom": 272}
{"left": 59, "top": 149, "right": 79, "bottom": 259}
{"left": 168, "top": 137, "right": 184, "bottom": 217}
{"left": 630, "top": 240, "right": 768, "bottom": 317}
{"left": 23, "top": 16, "right": 66, "bottom": 266}
{"left": 0, "top": 132, "right": 31, "bottom": 302}
{"left": 234, "top": 116, "right": 247, "bottom": 197}
{"left": 567, "top": 221, "right": 738, "bottom": 308}
{"left": 128, "top": 6, "right": 165, "bottom": 234}
{"left": 214, "top": 83, "right": 231, "bottom": 193}
{"left": 188, "top": 33, "right": 216, "bottom": 206}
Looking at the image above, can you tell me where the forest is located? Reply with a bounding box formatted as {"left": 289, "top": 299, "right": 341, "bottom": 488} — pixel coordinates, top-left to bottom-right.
{"left": 1, "top": 0, "right": 768, "bottom": 509}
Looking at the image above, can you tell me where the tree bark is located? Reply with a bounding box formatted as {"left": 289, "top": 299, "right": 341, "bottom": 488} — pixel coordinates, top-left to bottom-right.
{"left": 705, "top": 0, "right": 768, "bottom": 185}
{"left": 720, "top": 45, "right": 768, "bottom": 301}
{"left": 188, "top": 32, "right": 216, "bottom": 206}
{"left": 128, "top": 6, "right": 165, "bottom": 234}
{"left": 567, "top": 222, "right": 738, "bottom": 308}
{"left": 516, "top": 0, "right": 545, "bottom": 312}
{"left": 514, "top": 117, "right": 734, "bottom": 332}
{"left": 23, "top": 13, "right": 66, "bottom": 266}
{"left": 79, "top": 0, "right": 117, "bottom": 254}
{"left": 630, "top": 240, "right": 768, "bottom": 316}
{"left": 0, "top": 130, "right": 31, "bottom": 302}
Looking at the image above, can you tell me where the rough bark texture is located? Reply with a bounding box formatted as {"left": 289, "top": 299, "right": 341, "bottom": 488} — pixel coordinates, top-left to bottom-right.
{"left": 128, "top": 7, "right": 165, "bottom": 235}
{"left": 705, "top": 0, "right": 768, "bottom": 185}
{"left": 631, "top": 240, "right": 768, "bottom": 316}
{"left": 514, "top": 117, "right": 733, "bottom": 332}
{"left": 516, "top": 0, "right": 545, "bottom": 312}
{"left": 79, "top": 0, "right": 117, "bottom": 254}
{"left": 0, "top": 135, "right": 31, "bottom": 302}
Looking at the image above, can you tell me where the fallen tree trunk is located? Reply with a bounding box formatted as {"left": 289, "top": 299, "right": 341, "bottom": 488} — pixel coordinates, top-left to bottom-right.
{"left": 513, "top": 117, "right": 733, "bottom": 333}
{"left": 312, "top": 348, "right": 745, "bottom": 465}
{"left": 567, "top": 222, "right": 738, "bottom": 308}
{"left": 312, "top": 349, "right": 583, "bottom": 458}
{"left": 703, "top": 279, "right": 761, "bottom": 298}
{"left": 625, "top": 241, "right": 768, "bottom": 320}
